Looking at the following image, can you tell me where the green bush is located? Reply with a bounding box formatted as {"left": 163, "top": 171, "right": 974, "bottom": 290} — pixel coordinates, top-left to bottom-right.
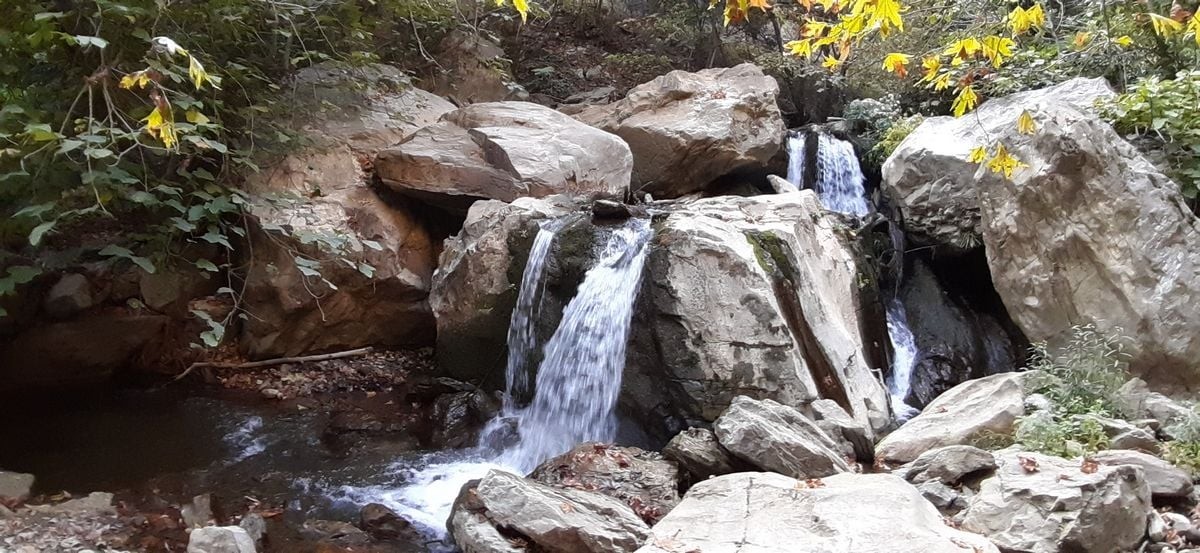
{"left": 869, "top": 114, "right": 924, "bottom": 165}
{"left": 1014, "top": 411, "right": 1110, "bottom": 458}
{"left": 1025, "top": 324, "right": 1131, "bottom": 418}
{"left": 1163, "top": 404, "right": 1200, "bottom": 475}
{"left": 1102, "top": 70, "right": 1200, "bottom": 201}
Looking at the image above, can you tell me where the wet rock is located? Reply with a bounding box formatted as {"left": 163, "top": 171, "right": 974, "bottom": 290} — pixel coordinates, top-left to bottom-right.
{"left": 1092, "top": 450, "right": 1193, "bottom": 499}
{"left": 577, "top": 63, "right": 784, "bottom": 198}
{"left": 530, "top": 443, "right": 682, "bottom": 525}
{"left": 0, "top": 313, "right": 169, "bottom": 390}
{"left": 624, "top": 192, "right": 890, "bottom": 437}
{"left": 430, "top": 390, "right": 499, "bottom": 448}
{"left": 636, "top": 472, "right": 998, "bottom": 553}
{"left": 0, "top": 471, "right": 34, "bottom": 505}
{"left": 240, "top": 62, "right": 447, "bottom": 359}
{"left": 360, "top": 503, "right": 417, "bottom": 541}
{"left": 180, "top": 494, "right": 212, "bottom": 529}
{"left": 187, "top": 526, "right": 256, "bottom": 553}
{"left": 960, "top": 451, "right": 1152, "bottom": 553}
{"left": 876, "top": 372, "right": 1028, "bottom": 464}
{"left": 30, "top": 492, "right": 116, "bottom": 516}
{"left": 713, "top": 396, "right": 850, "bottom": 480}
{"left": 448, "top": 470, "right": 650, "bottom": 553}
{"left": 809, "top": 398, "right": 873, "bottom": 463}
{"left": 44, "top": 273, "right": 94, "bottom": 318}
{"left": 429, "top": 195, "right": 576, "bottom": 382}
{"left": 591, "top": 200, "right": 632, "bottom": 220}
{"left": 904, "top": 445, "right": 997, "bottom": 486}
{"left": 766, "top": 174, "right": 799, "bottom": 194}
{"left": 662, "top": 428, "right": 743, "bottom": 481}
{"left": 301, "top": 519, "right": 373, "bottom": 547}
{"left": 376, "top": 102, "right": 632, "bottom": 213}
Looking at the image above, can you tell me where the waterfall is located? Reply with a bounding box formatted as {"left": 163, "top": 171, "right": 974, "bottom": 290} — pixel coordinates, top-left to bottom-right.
{"left": 336, "top": 216, "right": 653, "bottom": 542}
{"left": 784, "top": 132, "right": 871, "bottom": 217}
{"left": 884, "top": 300, "right": 920, "bottom": 421}
{"left": 498, "top": 218, "right": 652, "bottom": 473}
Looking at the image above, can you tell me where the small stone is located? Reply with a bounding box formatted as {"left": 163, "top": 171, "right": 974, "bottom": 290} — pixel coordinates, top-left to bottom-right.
{"left": 1150, "top": 512, "right": 1170, "bottom": 542}
{"left": 1163, "top": 512, "right": 1192, "bottom": 533}
{"left": 238, "top": 513, "right": 266, "bottom": 543}
{"left": 917, "top": 480, "right": 961, "bottom": 511}
{"left": 905, "top": 445, "right": 996, "bottom": 486}
{"left": 591, "top": 199, "right": 633, "bottom": 220}
{"left": 663, "top": 427, "right": 743, "bottom": 481}
{"left": 0, "top": 471, "right": 35, "bottom": 504}
{"left": 181, "top": 494, "right": 213, "bottom": 528}
{"left": 187, "top": 526, "right": 256, "bottom": 553}
{"left": 359, "top": 503, "right": 414, "bottom": 540}
{"left": 44, "top": 273, "right": 94, "bottom": 318}
{"left": 260, "top": 388, "right": 282, "bottom": 400}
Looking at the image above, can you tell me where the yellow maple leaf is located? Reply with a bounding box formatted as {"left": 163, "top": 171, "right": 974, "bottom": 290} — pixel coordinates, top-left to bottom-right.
{"left": 1017, "top": 110, "right": 1037, "bottom": 135}
{"left": 952, "top": 85, "right": 978, "bottom": 118}
{"left": 987, "top": 143, "right": 1027, "bottom": 179}
{"left": 931, "top": 72, "right": 952, "bottom": 91}
{"left": 1112, "top": 35, "right": 1134, "bottom": 47}
{"left": 944, "top": 38, "right": 982, "bottom": 65}
{"left": 882, "top": 53, "right": 910, "bottom": 78}
{"left": 1148, "top": 12, "right": 1182, "bottom": 37}
{"left": 1027, "top": 3, "right": 1046, "bottom": 29}
{"left": 724, "top": 0, "right": 748, "bottom": 26}
{"left": 822, "top": 55, "right": 842, "bottom": 70}
{"left": 119, "top": 71, "right": 151, "bottom": 90}
{"left": 802, "top": 20, "right": 829, "bottom": 38}
{"left": 185, "top": 109, "right": 210, "bottom": 125}
{"left": 1187, "top": 12, "right": 1200, "bottom": 45}
{"left": 1009, "top": 6, "right": 1031, "bottom": 35}
{"left": 786, "top": 39, "right": 814, "bottom": 57}
{"left": 920, "top": 55, "right": 941, "bottom": 82}
{"left": 982, "top": 35, "right": 1015, "bottom": 68}
{"left": 967, "top": 146, "right": 988, "bottom": 163}
{"left": 144, "top": 106, "right": 178, "bottom": 149}
{"left": 871, "top": 0, "right": 904, "bottom": 36}
{"left": 748, "top": 0, "right": 772, "bottom": 9}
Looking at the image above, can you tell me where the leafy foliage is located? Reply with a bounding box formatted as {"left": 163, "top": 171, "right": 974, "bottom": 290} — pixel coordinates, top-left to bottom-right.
{"left": 1163, "top": 404, "right": 1200, "bottom": 475}
{"left": 1025, "top": 324, "right": 1132, "bottom": 418}
{"left": 1014, "top": 411, "right": 1110, "bottom": 458}
{"left": 1102, "top": 70, "right": 1200, "bottom": 200}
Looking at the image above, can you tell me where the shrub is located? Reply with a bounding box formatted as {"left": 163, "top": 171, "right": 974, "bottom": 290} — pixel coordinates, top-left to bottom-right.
{"left": 1102, "top": 70, "right": 1200, "bottom": 202}
{"left": 1014, "top": 411, "right": 1110, "bottom": 458}
{"left": 1024, "top": 324, "right": 1131, "bottom": 418}
{"left": 1164, "top": 404, "right": 1200, "bottom": 475}
{"left": 869, "top": 114, "right": 924, "bottom": 165}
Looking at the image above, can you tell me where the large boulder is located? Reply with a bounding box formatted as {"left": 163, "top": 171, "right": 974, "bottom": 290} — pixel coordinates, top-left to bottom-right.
{"left": 876, "top": 372, "right": 1027, "bottom": 464}
{"left": 424, "top": 30, "right": 528, "bottom": 105}
{"left": 187, "top": 526, "right": 257, "bottom": 553}
{"left": 376, "top": 102, "right": 633, "bottom": 213}
{"left": 624, "top": 192, "right": 891, "bottom": 437}
{"left": 429, "top": 195, "right": 577, "bottom": 382}
{"left": 1091, "top": 449, "right": 1193, "bottom": 499}
{"left": 0, "top": 312, "right": 169, "bottom": 390}
{"left": 0, "top": 471, "right": 34, "bottom": 505}
{"left": 448, "top": 470, "right": 650, "bottom": 553}
{"left": 960, "top": 451, "right": 1152, "bottom": 553}
{"left": 636, "top": 472, "right": 999, "bottom": 553}
{"left": 902, "top": 445, "right": 997, "bottom": 486}
{"left": 662, "top": 428, "right": 745, "bottom": 481}
{"left": 530, "top": 443, "right": 682, "bottom": 524}
{"left": 240, "top": 62, "right": 451, "bottom": 358}
{"left": 882, "top": 77, "right": 1115, "bottom": 249}
{"left": 974, "top": 89, "right": 1200, "bottom": 391}
{"left": 713, "top": 396, "right": 850, "bottom": 479}
{"left": 577, "top": 64, "right": 785, "bottom": 198}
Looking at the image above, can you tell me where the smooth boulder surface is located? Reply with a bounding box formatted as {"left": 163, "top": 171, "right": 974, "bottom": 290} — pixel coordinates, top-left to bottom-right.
{"left": 0, "top": 471, "right": 34, "bottom": 504}
{"left": 429, "top": 195, "right": 576, "bottom": 382}
{"left": 636, "top": 472, "right": 999, "bottom": 553}
{"left": 530, "top": 443, "right": 682, "bottom": 524}
{"left": 876, "top": 372, "right": 1027, "bottom": 464}
{"left": 448, "top": 470, "right": 650, "bottom": 553}
{"left": 713, "top": 396, "right": 850, "bottom": 479}
{"left": 882, "top": 77, "right": 1114, "bottom": 249}
{"left": 960, "top": 451, "right": 1152, "bottom": 553}
{"left": 376, "top": 102, "right": 633, "bottom": 213}
{"left": 187, "top": 526, "right": 257, "bottom": 553}
{"left": 662, "top": 427, "right": 744, "bottom": 481}
{"left": 578, "top": 64, "right": 784, "bottom": 198}
{"left": 903, "top": 445, "right": 997, "bottom": 486}
{"left": 240, "top": 62, "right": 448, "bottom": 358}
{"left": 1091, "top": 449, "right": 1193, "bottom": 499}
{"left": 624, "top": 192, "right": 890, "bottom": 436}
{"left": 979, "top": 99, "right": 1200, "bottom": 388}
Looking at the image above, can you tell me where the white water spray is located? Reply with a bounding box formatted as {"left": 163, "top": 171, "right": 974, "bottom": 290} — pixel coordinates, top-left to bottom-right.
{"left": 785, "top": 132, "right": 871, "bottom": 217}
{"left": 884, "top": 301, "right": 920, "bottom": 421}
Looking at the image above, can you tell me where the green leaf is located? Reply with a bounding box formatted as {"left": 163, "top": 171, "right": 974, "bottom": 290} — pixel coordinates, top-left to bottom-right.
{"left": 200, "top": 232, "right": 232, "bottom": 249}
{"left": 357, "top": 263, "right": 376, "bottom": 278}
{"left": 29, "top": 220, "right": 56, "bottom": 245}
{"left": 57, "top": 139, "right": 84, "bottom": 154}
{"left": 13, "top": 202, "right": 55, "bottom": 219}
{"left": 99, "top": 245, "right": 157, "bottom": 274}
{"left": 85, "top": 147, "right": 114, "bottom": 159}
{"left": 362, "top": 239, "right": 384, "bottom": 251}
{"left": 72, "top": 35, "right": 109, "bottom": 49}
{"left": 34, "top": 11, "right": 66, "bottom": 21}
{"left": 195, "top": 259, "right": 219, "bottom": 272}
{"left": 24, "top": 123, "right": 59, "bottom": 142}
{"left": 170, "top": 217, "right": 197, "bottom": 232}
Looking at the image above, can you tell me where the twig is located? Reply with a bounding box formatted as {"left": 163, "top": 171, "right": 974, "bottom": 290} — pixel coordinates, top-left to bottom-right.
{"left": 173, "top": 346, "right": 374, "bottom": 381}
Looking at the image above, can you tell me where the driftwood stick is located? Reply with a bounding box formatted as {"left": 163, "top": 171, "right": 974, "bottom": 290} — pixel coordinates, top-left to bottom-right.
{"left": 173, "top": 347, "right": 374, "bottom": 381}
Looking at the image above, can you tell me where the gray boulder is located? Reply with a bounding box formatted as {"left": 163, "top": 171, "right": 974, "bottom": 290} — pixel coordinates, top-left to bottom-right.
{"left": 882, "top": 77, "right": 1115, "bottom": 249}
{"left": 809, "top": 398, "right": 874, "bottom": 463}
{"left": 961, "top": 451, "right": 1152, "bottom": 553}
{"left": 713, "top": 396, "right": 850, "bottom": 479}
{"left": 186, "top": 526, "right": 256, "bottom": 553}
{"left": 0, "top": 471, "right": 34, "bottom": 504}
{"left": 636, "top": 472, "right": 998, "bottom": 553}
{"left": 904, "top": 445, "right": 997, "bottom": 486}
{"left": 377, "top": 102, "right": 632, "bottom": 213}
{"left": 1092, "top": 449, "right": 1193, "bottom": 499}
{"left": 43, "top": 273, "right": 94, "bottom": 318}
{"left": 448, "top": 470, "right": 649, "bottom": 553}
{"left": 662, "top": 428, "right": 744, "bottom": 481}
{"left": 577, "top": 64, "right": 784, "bottom": 198}
{"left": 877, "top": 372, "right": 1028, "bottom": 464}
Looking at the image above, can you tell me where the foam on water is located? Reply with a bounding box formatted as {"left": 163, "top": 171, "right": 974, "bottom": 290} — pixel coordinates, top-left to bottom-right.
{"left": 884, "top": 300, "right": 921, "bottom": 421}
{"left": 785, "top": 132, "right": 871, "bottom": 217}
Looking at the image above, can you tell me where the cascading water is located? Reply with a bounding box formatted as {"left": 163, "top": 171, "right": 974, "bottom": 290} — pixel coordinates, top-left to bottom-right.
{"left": 884, "top": 300, "right": 921, "bottom": 421}
{"left": 787, "top": 129, "right": 921, "bottom": 420}
{"left": 785, "top": 132, "right": 871, "bottom": 217}
{"left": 330, "top": 216, "right": 653, "bottom": 544}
